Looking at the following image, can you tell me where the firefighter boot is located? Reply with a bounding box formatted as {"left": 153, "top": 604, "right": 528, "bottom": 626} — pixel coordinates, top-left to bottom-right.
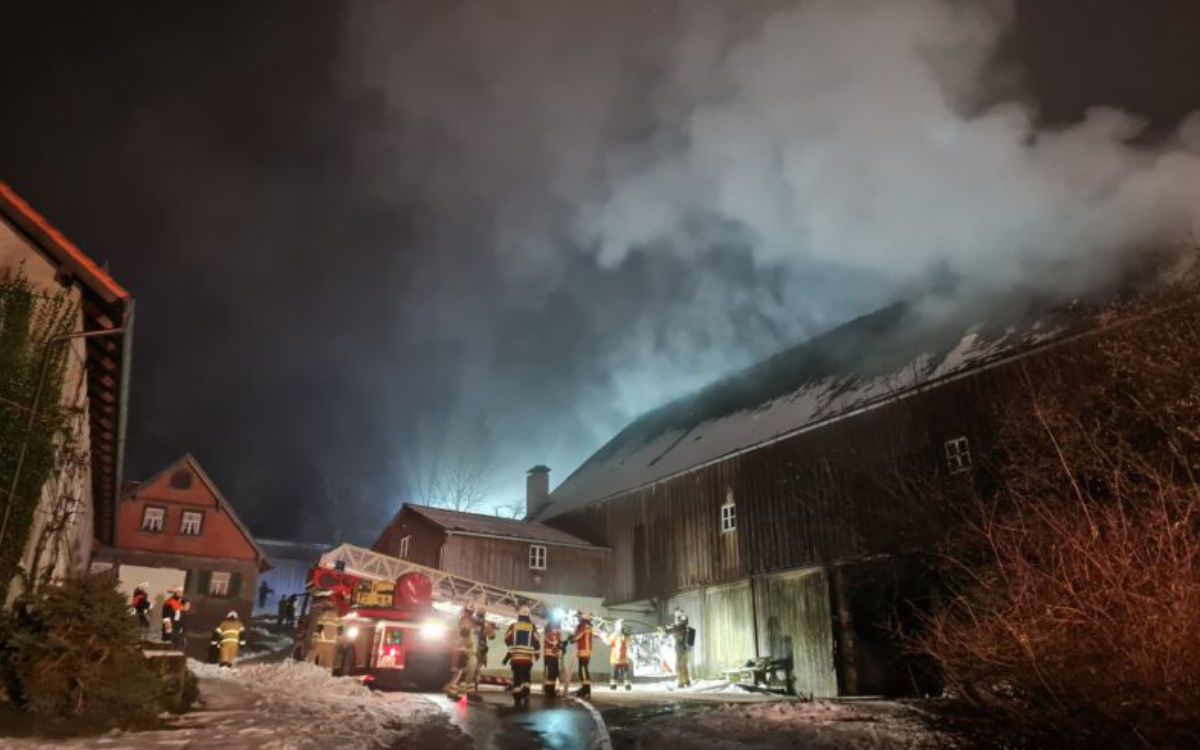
{"left": 574, "top": 684, "right": 591, "bottom": 699}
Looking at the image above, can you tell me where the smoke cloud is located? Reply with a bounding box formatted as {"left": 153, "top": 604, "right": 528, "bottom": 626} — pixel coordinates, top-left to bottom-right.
{"left": 339, "top": 0, "right": 1200, "bottom": 515}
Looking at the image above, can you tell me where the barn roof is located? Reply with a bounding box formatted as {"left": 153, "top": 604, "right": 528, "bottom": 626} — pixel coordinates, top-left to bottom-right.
{"left": 537, "top": 287, "right": 1102, "bottom": 520}
{"left": 405, "top": 504, "right": 600, "bottom": 548}
{"left": 0, "top": 181, "right": 134, "bottom": 545}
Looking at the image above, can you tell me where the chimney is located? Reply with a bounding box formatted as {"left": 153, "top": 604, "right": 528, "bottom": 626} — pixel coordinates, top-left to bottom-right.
{"left": 526, "top": 465, "right": 551, "bottom": 519}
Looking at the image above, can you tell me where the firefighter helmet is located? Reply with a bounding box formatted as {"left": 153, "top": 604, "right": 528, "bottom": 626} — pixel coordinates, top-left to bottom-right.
{"left": 227, "top": 610, "right": 239, "bottom": 619}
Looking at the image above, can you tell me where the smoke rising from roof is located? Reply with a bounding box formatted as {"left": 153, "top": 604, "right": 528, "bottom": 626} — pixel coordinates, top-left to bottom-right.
{"left": 339, "top": 0, "right": 1200, "bottom": 515}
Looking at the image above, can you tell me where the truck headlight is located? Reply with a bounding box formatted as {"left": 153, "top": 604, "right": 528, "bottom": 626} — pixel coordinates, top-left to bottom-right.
{"left": 420, "top": 621, "right": 446, "bottom": 640}
{"left": 346, "top": 626, "right": 359, "bottom": 640}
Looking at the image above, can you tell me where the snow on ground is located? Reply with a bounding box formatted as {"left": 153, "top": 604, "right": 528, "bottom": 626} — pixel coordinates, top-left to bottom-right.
{"left": 624, "top": 679, "right": 753, "bottom": 695}
{"left": 607, "top": 699, "right": 950, "bottom": 750}
{"left": 0, "top": 660, "right": 468, "bottom": 750}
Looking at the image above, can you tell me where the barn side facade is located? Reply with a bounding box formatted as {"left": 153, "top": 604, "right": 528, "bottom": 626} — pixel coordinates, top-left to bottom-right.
{"left": 538, "top": 293, "right": 1195, "bottom": 697}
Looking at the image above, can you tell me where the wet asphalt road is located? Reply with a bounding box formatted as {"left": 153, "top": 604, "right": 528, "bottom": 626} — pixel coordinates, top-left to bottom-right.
{"left": 418, "top": 690, "right": 603, "bottom": 750}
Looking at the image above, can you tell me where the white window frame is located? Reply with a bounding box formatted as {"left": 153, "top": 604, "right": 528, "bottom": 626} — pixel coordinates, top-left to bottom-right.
{"left": 529, "top": 544, "right": 547, "bottom": 571}
{"left": 945, "top": 436, "right": 972, "bottom": 474}
{"left": 209, "top": 570, "right": 231, "bottom": 597}
{"left": 398, "top": 535, "right": 411, "bottom": 559}
{"left": 720, "top": 502, "right": 737, "bottom": 533}
{"left": 180, "top": 510, "right": 204, "bottom": 536}
{"left": 140, "top": 506, "right": 165, "bottom": 532}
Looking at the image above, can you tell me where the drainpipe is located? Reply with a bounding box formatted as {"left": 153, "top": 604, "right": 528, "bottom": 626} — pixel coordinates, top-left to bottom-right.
{"left": 0, "top": 324, "right": 130, "bottom": 551}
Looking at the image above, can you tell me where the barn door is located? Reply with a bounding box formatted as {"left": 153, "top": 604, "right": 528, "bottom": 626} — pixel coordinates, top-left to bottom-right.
{"left": 702, "top": 579, "right": 755, "bottom": 679}
{"left": 754, "top": 567, "right": 838, "bottom": 698}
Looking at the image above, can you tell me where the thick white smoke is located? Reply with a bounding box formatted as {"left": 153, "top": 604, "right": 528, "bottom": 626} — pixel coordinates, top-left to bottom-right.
{"left": 340, "top": 0, "right": 1200, "bottom": 511}
{"left": 584, "top": 0, "right": 1200, "bottom": 295}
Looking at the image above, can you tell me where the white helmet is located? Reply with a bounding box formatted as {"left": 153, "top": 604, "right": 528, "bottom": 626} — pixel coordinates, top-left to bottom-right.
{"left": 227, "top": 610, "right": 239, "bottom": 619}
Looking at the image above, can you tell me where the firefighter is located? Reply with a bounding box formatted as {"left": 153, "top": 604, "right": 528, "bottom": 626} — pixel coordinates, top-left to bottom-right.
{"left": 446, "top": 605, "right": 479, "bottom": 699}
{"left": 130, "top": 583, "right": 152, "bottom": 639}
{"left": 669, "top": 608, "right": 693, "bottom": 688}
{"left": 608, "top": 620, "right": 632, "bottom": 691}
{"left": 504, "top": 605, "right": 541, "bottom": 707}
{"left": 569, "top": 611, "right": 594, "bottom": 698}
{"left": 161, "top": 587, "right": 189, "bottom": 649}
{"left": 211, "top": 610, "right": 246, "bottom": 667}
{"left": 306, "top": 598, "right": 340, "bottom": 668}
{"left": 542, "top": 612, "right": 564, "bottom": 697}
{"left": 473, "top": 605, "right": 494, "bottom": 694}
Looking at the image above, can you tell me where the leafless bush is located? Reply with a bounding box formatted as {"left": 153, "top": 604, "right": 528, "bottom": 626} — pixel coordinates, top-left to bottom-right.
{"left": 918, "top": 278, "right": 1200, "bottom": 749}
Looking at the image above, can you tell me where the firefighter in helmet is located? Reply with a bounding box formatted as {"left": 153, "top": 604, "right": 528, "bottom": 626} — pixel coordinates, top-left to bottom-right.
{"left": 569, "top": 611, "right": 594, "bottom": 698}
{"left": 542, "top": 611, "right": 564, "bottom": 697}
{"left": 473, "top": 605, "right": 494, "bottom": 694}
{"left": 211, "top": 610, "right": 246, "bottom": 667}
{"left": 608, "top": 619, "right": 633, "bottom": 691}
{"left": 669, "top": 608, "right": 693, "bottom": 688}
{"left": 504, "top": 605, "right": 541, "bottom": 707}
{"left": 306, "top": 594, "right": 340, "bottom": 668}
{"left": 447, "top": 604, "right": 480, "bottom": 699}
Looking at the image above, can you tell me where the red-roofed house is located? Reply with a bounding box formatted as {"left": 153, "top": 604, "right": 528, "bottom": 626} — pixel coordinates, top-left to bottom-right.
{"left": 93, "top": 455, "right": 269, "bottom": 658}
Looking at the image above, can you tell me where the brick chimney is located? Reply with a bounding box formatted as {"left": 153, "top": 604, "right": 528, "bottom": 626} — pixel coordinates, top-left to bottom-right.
{"left": 526, "top": 465, "right": 551, "bottom": 519}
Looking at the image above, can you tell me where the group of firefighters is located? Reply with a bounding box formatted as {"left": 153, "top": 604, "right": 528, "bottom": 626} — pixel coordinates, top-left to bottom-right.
{"left": 446, "top": 604, "right": 695, "bottom": 706}
{"left": 129, "top": 583, "right": 246, "bottom": 667}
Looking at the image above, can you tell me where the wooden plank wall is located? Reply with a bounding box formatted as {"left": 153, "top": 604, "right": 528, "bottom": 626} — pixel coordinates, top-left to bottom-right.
{"left": 756, "top": 567, "right": 838, "bottom": 697}
{"left": 703, "top": 579, "right": 756, "bottom": 678}
{"left": 439, "top": 535, "right": 608, "bottom": 597}
{"left": 371, "top": 508, "right": 445, "bottom": 569}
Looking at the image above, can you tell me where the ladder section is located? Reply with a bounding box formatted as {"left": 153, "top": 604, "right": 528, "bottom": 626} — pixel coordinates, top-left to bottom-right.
{"left": 317, "top": 543, "right": 551, "bottom": 621}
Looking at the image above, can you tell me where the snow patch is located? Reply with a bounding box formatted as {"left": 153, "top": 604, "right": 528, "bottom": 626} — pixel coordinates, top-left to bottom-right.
{"left": 0, "top": 659, "right": 464, "bottom": 750}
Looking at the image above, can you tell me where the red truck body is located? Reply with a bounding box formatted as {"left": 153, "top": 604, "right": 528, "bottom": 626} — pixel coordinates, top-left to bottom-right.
{"left": 298, "top": 566, "right": 454, "bottom": 690}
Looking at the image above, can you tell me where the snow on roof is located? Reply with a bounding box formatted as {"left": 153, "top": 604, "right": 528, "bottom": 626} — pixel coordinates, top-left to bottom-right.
{"left": 540, "top": 292, "right": 1095, "bottom": 520}
{"left": 406, "top": 504, "right": 600, "bottom": 547}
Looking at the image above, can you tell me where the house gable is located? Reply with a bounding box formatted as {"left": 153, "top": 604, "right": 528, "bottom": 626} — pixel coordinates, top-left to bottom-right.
{"left": 116, "top": 455, "right": 267, "bottom": 568}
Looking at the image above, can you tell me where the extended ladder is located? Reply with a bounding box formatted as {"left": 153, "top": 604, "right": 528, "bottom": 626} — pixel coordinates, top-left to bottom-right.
{"left": 317, "top": 543, "right": 552, "bottom": 621}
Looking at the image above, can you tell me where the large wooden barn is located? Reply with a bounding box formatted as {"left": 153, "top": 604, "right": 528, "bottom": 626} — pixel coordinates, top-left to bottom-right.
{"left": 531, "top": 284, "right": 1195, "bottom": 697}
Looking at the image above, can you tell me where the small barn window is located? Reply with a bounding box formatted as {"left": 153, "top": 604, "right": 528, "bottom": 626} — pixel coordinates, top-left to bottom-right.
{"left": 720, "top": 502, "right": 737, "bottom": 533}
{"left": 180, "top": 510, "right": 204, "bottom": 536}
{"left": 140, "top": 506, "right": 165, "bottom": 532}
{"left": 529, "top": 544, "right": 547, "bottom": 570}
{"left": 398, "top": 535, "right": 411, "bottom": 559}
{"left": 209, "top": 571, "right": 231, "bottom": 597}
{"left": 169, "top": 468, "right": 193, "bottom": 490}
{"left": 945, "top": 436, "right": 972, "bottom": 474}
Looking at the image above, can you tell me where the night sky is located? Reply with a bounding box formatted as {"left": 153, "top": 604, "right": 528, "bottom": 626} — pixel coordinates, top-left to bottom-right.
{"left": 2, "top": 1, "right": 1198, "bottom": 545}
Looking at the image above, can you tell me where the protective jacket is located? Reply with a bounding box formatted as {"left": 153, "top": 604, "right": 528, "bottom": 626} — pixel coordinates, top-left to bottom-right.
{"left": 211, "top": 617, "right": 246, "bottom": 665}
{"left": 608, "top": 632, "right": 630, "bottom": 666}
{"left": 504, "top": 617, "right": 541, "bottom": 666}
{"left": 572, "top": 618, "right": 594, "bottom": 657}
{"left": 543, "top": 626, "right": 563, "bottom": 659}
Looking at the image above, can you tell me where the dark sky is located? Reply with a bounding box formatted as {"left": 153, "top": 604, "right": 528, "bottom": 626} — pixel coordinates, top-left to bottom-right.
{"left": 1, "top": 1, "right": 1198, "bottom": 545}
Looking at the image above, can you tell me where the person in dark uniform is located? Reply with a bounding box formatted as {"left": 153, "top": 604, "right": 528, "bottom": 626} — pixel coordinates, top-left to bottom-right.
{"left": 504, "top": 605, "right": 541, "bottom": 707}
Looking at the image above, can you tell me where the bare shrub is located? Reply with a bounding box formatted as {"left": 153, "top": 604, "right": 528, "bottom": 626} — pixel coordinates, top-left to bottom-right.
{"left": 918, "top": 282, "right": 1200, "bottom": 749}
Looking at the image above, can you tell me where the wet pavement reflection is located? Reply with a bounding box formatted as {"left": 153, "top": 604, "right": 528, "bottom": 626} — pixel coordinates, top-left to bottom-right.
{"left": 420, "top": 690, "right": 601, "bottom": 750}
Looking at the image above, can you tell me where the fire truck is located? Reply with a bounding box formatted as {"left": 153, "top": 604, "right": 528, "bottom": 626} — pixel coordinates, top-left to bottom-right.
{"left": 294, "top": 564, "right": 455, "bottom": 689}
{"left": 295, "top": 544, "right": 553, "bottom": 691}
